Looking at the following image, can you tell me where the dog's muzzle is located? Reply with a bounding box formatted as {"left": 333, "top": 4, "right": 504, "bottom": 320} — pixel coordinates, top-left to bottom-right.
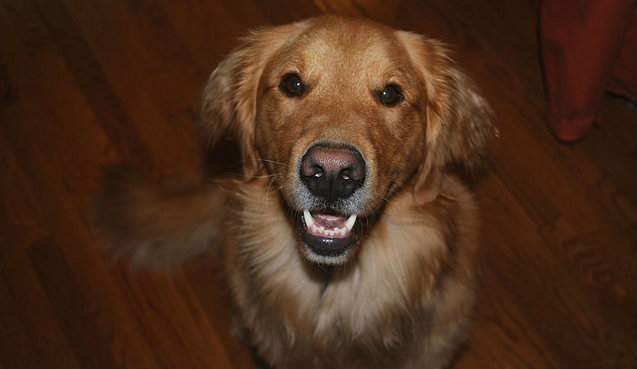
{"left": 295, "top": 143, "right": 366, "bottom": 263}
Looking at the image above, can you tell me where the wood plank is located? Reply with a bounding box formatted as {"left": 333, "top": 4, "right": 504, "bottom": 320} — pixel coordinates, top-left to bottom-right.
{"left": 59, "top": 0, "right": 202, "bottom": 176}
{"left": 27, "top": 0, "right": 155, "bottom": 170}
{"left": 1, "top": 3, "right": 195, "bottom": 367}
{"left": 28, "top": 237, "right": 120, "bottom": 368}
{"left": 108, "top": 267, "right": 234, "bottom": 369}
{"left": 0, "top": 133, "right": 79, "bottom": 368}
{"left": 184, "top": 258, "right": 261, "bottom": 369}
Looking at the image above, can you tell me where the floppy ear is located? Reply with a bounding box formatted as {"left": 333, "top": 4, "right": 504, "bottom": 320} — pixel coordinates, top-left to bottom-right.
{"left": 199, "top": 23, "right": 299, "bottom": 178}
{"left": 398, "top": 32, "right": 497, "bottom": 202}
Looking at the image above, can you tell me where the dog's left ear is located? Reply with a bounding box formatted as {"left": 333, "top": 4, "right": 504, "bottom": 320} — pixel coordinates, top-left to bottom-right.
{"left": 398, "top": 32, "right": 497, "bottom": 202}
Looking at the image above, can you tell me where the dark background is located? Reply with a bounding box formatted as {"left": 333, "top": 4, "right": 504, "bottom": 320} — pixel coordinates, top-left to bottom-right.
{"left": 1, "top": 0, "right": 635, "bottom": 368}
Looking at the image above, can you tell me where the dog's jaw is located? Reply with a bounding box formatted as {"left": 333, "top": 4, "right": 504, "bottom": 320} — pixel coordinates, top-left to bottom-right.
{"left": 296, "top": 210, "right": 361, "bottom": 265}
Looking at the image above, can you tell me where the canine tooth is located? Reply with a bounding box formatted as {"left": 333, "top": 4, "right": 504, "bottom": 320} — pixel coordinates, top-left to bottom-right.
{"left": 303, "top": 210, "right": 314, "bottom": 227}
{"left": 345, "top": 214, "right": 357, "bottom": 231}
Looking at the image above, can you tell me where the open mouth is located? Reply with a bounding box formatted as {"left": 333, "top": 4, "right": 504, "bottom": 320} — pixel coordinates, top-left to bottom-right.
{"left": 297, "top": 209, "right": 360, "bottom": 260}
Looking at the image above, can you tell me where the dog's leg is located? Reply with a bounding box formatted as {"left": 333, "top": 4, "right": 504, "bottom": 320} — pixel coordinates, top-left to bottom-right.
{"left": 93, "top": 166, "right": 227, "bottom": 268}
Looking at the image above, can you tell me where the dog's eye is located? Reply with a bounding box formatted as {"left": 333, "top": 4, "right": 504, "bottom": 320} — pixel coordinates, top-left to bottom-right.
{"left": 279, "top": 73, "right": 306, "bottom": 98}
{"left": 378, "top": 84, "right": 404, "bottom": 106}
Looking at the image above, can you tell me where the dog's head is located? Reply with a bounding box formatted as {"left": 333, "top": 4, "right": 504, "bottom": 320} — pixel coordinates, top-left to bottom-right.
{"left": 200, "top": 16, "right": 495, "bottom": 265}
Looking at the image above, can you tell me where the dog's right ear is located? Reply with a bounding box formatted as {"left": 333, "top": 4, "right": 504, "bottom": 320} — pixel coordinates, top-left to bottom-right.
{"left": 199, "top": 23, "right": 300, "bottom": 178}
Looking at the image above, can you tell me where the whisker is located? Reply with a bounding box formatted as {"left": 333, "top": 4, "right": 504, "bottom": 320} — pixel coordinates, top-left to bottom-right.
{"left": 251, "top": 173, "right": 278, "bottom": 180}
{"left": 259, "top": 159, "right": 286, "bottom": 167}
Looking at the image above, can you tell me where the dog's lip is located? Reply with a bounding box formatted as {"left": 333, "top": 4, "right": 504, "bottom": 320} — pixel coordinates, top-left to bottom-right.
{"left": 297, "top": 209, "right": 360, "bottom": 258}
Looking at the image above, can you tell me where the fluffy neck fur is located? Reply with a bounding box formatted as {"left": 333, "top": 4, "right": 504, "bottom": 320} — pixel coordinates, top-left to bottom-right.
{"left": 221, "top": 177, "right": 477, "bottom": 368}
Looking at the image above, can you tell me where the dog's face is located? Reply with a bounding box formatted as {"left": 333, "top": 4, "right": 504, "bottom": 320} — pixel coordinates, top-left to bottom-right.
{"left": 201, "top": 16, "right": 495, "bottom": 265}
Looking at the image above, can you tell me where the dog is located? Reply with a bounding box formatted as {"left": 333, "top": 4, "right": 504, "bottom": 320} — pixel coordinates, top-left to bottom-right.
{"left": 95, "top": 15, "right": 496, "bottom": 369}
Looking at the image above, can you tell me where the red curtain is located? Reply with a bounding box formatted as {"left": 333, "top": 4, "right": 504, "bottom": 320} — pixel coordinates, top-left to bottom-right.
{"left": 540, "top": 0, "right": 637, "bottom": 142}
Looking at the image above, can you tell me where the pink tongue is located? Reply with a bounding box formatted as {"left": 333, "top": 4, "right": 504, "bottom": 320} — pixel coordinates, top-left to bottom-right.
{"left": 313, "top": 213, "right": 347, "bottom": 228}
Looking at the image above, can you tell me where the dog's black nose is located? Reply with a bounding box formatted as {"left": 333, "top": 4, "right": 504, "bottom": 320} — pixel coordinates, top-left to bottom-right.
{"left": 300, "top": 144, "right": 365, "bottom": 202}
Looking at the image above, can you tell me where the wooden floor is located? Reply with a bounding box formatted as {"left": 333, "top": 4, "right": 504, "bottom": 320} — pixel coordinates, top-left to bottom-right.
{"left": 1, "top": 0, "right": 635, "bottom": 368}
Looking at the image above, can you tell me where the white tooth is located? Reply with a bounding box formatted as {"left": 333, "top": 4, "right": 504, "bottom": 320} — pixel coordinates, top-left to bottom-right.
{"left": 312, "top": 224, "right": 319, "bottom": 234}
{"left": 340, "top": 228, "right": 348, "bottom": 237}
{"left": 318, "top": 226, "right": 325, "bottom": 233}
{"left": 345, "top": 214, "right": 357, "bottom": 231}
{"left": 303, "top": 210, "right": 314, "bottom": 227}
{"left": 326, "top": 230, "right": 334, "bottom": 237}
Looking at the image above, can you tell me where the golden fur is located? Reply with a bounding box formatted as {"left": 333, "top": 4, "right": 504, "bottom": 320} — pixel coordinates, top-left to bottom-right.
{"left": 96, "top": 15, "right": 496, "bottom": 368}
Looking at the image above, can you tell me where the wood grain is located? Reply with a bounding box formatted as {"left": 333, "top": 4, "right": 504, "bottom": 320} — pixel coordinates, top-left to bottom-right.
{"left": 1, "top": 0, "right": 635, "bottom": 368}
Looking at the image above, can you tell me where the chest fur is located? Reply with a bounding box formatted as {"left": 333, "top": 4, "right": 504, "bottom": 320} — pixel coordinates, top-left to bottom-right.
{"left": 221, "top": 180, "right": 473, "bottom": 367}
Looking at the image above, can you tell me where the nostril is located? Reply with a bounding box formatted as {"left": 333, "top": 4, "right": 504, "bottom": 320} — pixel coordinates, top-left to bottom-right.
{"left": 340, "top": 168, "right": 356, "bottom": 181}
{"left": 339, "top": 162, "right": 364, "bottom": 183}
{"left": 305, "top": 164, "right": 324, "bottom": 178}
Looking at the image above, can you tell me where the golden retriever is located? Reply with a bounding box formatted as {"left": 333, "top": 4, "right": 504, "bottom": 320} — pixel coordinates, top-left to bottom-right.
{"left": 96, "top": 15, "right": 496, "bottom": 369}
